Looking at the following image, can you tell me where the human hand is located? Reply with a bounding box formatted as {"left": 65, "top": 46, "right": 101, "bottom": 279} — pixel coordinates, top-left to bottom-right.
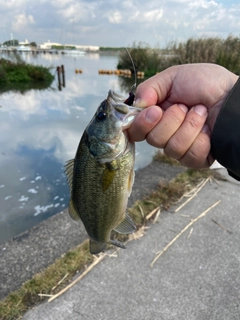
{"left": 128, "top": 63, "right": 238, "bottom": 168}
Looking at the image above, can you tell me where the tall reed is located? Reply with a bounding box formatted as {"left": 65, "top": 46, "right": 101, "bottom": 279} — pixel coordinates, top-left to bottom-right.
{"left": 118, "top": 36, "right": 240, "bottom": 77}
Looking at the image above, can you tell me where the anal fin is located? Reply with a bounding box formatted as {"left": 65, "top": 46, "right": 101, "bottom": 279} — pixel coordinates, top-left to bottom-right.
{"left": 114, "top": 213, "right": 136, "bottom": 234}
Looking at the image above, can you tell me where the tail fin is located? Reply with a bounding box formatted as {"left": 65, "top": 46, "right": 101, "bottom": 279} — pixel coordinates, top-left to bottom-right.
{"left": 90, "top": 240, "right": 107, "bottom": 254}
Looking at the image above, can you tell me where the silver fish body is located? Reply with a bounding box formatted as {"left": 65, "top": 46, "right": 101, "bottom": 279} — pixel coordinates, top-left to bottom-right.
{"left": 65, "top": 90, "right": 139, "bottom": 254}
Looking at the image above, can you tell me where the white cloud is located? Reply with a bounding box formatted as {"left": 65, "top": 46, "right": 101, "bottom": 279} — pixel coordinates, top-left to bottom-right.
{"left": 0, "top": 0, "right": 239, "bottom": 46}
{"left": 107, "top": 11, "right": 123, "bottom": 24}
{"left": 142, "top": 9, "right": 163, "bottom": 22}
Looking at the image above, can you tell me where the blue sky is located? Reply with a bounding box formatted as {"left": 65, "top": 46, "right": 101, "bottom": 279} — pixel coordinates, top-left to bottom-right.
{"left": 0, "top": 0, "right": 239, "bottom": 47}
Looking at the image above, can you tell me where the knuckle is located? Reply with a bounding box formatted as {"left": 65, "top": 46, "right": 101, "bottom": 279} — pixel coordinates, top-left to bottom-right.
{"left": 146, "top": 130, "right": 164, "bottom": 148}
{"left": 164, "top": 138, "right": 183, "bottom": 159}
{"left": 180, "top": 134, "right": 211, "bottom": 168}
{"left": 166, "top": 108, "right": 184, "bottom": 125}
{"left": 185, "top": 116, "right": 202, "bottom": 129}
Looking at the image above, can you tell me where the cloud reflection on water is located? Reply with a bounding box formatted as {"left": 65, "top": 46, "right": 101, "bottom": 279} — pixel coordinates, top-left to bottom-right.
{"left": 0, "top": 53, "right": 156, "bottom": 243}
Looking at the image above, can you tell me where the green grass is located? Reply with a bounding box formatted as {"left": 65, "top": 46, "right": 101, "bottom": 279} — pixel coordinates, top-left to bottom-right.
{"left": 0, "top": 58, "right": 54, "bottom": 93}
{"left": 0, "top": 240, "right": 93, "bottom": 320}
{"left": 153, "top": 150, "right": 181, "bottom": 167}
{"left": 0, "top": 156, "right": 222, "bottom": 320}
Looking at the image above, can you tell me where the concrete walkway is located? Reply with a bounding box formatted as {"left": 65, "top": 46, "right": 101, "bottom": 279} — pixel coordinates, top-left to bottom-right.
{"left": 23, "top": 168, "right": 240, "bottom": 320}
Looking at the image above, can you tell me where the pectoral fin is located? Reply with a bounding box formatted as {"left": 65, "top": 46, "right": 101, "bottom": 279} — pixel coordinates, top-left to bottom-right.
{"left": 128, "top": 169, "right": 135, "bottom": 197}
{"left": 68, "top": 199, "right": 80, "bottom": 221}
{"left": 101, "top": 160, "right": 118, "bottom": 192}
{"left": 114, "top": 213, "right": 136, "bottom": 234}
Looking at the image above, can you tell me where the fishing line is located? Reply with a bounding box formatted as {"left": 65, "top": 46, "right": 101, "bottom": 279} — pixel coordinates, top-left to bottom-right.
{"left": 109, "top": 10, "right": 137, "bottom": 92}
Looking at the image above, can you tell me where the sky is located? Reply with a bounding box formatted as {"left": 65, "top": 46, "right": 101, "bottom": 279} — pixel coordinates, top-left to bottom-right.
{"left": 0, "top": 0, "right": 240, "bottom": 48}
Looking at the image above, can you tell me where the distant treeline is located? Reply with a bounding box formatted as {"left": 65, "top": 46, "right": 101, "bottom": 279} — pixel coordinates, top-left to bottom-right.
{"left": 118, "top": 36, "right": 240, "bottom": 77}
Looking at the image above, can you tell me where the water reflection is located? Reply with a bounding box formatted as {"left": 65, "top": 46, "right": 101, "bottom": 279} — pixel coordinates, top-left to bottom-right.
{"left": 0, "top": 53, "right": 156, "bottom": 243}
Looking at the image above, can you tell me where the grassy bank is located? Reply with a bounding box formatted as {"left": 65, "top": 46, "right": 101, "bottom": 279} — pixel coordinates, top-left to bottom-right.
{"left": 0, "top": 56, "right": 54, "bottom": 93}
{"left": 118, "top": 35, "right": 240, "bottom": 77}
{"left": 0, "top": 153, "right": 222, "bottom": 320}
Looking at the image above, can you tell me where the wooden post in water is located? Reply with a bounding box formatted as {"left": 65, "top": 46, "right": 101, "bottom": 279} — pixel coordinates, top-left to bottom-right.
{"left": 57, "top": 66, "right": 62, "bottom": 91}
{"left": 61, "top": 65, "right": 65, "bottom": 87}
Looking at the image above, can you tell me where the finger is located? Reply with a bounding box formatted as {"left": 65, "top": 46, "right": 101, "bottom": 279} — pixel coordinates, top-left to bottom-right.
{"left": 146, "top": 103, "right": 188, "bottom": 148}
{"left": 164, "top": 105, "right": 208, "bottom": 159}
{"left": 178, "top": 125, "right": 213, "bottom": 168}
{"left": 134, "top": 69, "right": 174, "bottom": 108}
{"left": 128, "top": 105, "right": 163, "bottom": 142}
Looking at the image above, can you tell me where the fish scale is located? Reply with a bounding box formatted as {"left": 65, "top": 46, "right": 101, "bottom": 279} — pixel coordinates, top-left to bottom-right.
{"left": 65, "top": 90, "right": 139, "bottom": 254}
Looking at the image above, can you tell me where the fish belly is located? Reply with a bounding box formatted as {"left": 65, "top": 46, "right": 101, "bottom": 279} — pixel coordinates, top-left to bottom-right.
{"left": 72, "top": 139, "right": 135, "bottom": 245}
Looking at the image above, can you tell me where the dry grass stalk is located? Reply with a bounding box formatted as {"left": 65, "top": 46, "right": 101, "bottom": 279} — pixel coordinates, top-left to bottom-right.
{"left": 175, "top": 177, "right": 211, "bottom": 213}
{"left": 138, "top": 204, "right": 144, "bottom": 218}
{"left": 48, "top": 254, "right": 106, "bottom": 302}
{"left": 51, "top": 273, "right": 69, "bottom": 292}
{"left": 145, "top": 206, "right": 161, "bottom": 221}
{"left": 187, "top": 228, "right": 193, "bottom": 239}
{"left": 150, "top": 200, "right": 221, "bottom": 267}
{"left": 128, "top": 227, "right": 146, "bottom": 241}
{"left": 144, "top": 200, "right": 159, "bottom": 206}
{"left": 48, "top": 205, "right": 161, "bottom": 302}
{"left": 211, "top": 219, "right": 233, "bottom": 234}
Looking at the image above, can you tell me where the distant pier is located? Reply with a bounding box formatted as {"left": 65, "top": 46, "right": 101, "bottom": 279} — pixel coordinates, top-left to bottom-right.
{"left": 0, "top": 48, "right": 90, "bottom": 55}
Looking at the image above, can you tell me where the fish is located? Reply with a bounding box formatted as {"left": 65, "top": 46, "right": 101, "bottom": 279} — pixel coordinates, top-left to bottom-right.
{"left": 65, "top": 90, "right": 140, "bottom": 254}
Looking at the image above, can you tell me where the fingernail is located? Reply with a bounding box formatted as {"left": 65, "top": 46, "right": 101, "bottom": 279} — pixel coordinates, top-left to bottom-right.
{"left": 178, "top": 104, "right": 188, "bottom": 113}
{"left": 193, "top": 105, "right": 207, "bottom": 116}
{"left": 134, "top": 98, "right": 140, "bottom": 106}
{"left": 145, "top": 107, "right": 160, "bottom": 123}
{"left": 134, "top": 98, "right": 146, "bottom": 108}
{"left": 201, "top": 124, "right": 210, "bottom": 134}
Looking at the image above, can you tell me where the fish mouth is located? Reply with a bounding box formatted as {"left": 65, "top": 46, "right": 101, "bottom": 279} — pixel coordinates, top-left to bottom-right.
{"left": 107, "top": 90, "right": 141, "bottom": 129}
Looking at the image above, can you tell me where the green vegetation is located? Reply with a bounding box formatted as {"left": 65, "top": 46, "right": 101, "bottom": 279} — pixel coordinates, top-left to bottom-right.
{"left": 3, "top": 40, "right": 19, "bottom": 47}
{"left": 0, "top": 240, "right": 93, "bottom": 320}
{"left": 0, "top": 56, "right": 54, "bottom": 93}
{"left": 29, "top": 42, "right": 37, "bottom": 47}
{"left": 51, "top": 45, "right": 76, "bottom": 50}
{"left": 118, "top": 35, "right": 240, "bottom": 77}
{"left": 153, "top": 150, "right": 181, "bottom": 166}
{"left": 168, "top": 35, "right": 240, "bottom": 74}
{"left": 0, "top": 154, "right": 222, "bottom": 320}
{"left": 117, "top": 42, "right": 161, "bottom": 77}
{"left": 100, "top": 47, "right": 124, "bottom": 51}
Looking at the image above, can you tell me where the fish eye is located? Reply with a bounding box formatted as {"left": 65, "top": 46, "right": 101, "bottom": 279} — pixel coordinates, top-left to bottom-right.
{"left": 97, "top": 111, "right": 107, "bottom": 121}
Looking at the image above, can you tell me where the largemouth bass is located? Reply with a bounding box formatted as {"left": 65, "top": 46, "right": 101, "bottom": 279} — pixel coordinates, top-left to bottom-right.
{"left": 65, "top": 90, "right": 140, "bottom": 254}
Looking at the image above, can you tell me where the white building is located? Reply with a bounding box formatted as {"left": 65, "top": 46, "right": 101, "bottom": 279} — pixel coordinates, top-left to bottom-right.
{"left": 38, "top": 40, "right": 99, "bottom": 51}
{"left": 19, "top": 39, "right": 30, "bottom": 46}
{"left": 75, "top": 45, "right": 99, "bottom": 51}
{"left": 38, "top": 41, "right": 61, "bottom": 50}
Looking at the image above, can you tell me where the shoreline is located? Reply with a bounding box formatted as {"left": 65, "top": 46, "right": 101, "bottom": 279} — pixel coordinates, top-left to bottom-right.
{"left": 0, "top": 160, "right": 185, "bottom": 300}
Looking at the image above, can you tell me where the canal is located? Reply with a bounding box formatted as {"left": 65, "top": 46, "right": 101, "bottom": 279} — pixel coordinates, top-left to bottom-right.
{"left": 0, "top": 51, "right": 157, "bottom": 243}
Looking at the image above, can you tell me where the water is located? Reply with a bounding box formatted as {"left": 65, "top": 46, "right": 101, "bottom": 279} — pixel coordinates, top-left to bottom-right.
{"left": 0, "top": 52, "right": 157, "bottom": 244}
